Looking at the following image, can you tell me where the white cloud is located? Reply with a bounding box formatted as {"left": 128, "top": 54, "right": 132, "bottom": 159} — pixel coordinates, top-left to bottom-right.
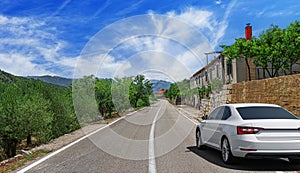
{"left": 114, "top": 51, "right": 191, "bottom": 82}
{"left": 81, "top": 8, "right": 231, "bottom": 81}
{"left": 0, "top": 53, "right": 52, "bottom": 76}
{"left": 51, "top": 0, "right": 72, "bottom": 17}
{"left": 163, "top": 6, "right": 235, "bottom": 50}
{"left": 0, "top": 15, "right": 31, "bottom": 25}
{"left": 0, "top": 4, "right": 236, "bottom": 80}
{"left": 0, "top": 15, "right": 76, "bottom": 77}
{"left": 168, "top": 8, "right": 216, "bottom": 30}
{"left": 99, "top": 55, "right": 127, "bottom": 78}
{"left": 116, "top": 0, "right": 144, "bottom": 16}
{"left": 144, "top": 5, "right": 236, "bottom": 77}
{"left": 165, "top": 8, "right": 214, "bottom": 45}
{"left": 74, "top": 53, "right": 127, "bottom": 79}
{"left": 215, "top": 0, "right": 222, "bottom": 5}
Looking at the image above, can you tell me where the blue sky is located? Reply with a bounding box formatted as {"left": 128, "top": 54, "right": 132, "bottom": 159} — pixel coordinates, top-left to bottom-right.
{"left": 0, "top": 0, "right": 300, "bottom": 81}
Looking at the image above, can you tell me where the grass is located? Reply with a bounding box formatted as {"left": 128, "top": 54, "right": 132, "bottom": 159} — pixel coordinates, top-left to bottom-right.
{"left": 0, "top": 149, "right": 51, "bottom": 173}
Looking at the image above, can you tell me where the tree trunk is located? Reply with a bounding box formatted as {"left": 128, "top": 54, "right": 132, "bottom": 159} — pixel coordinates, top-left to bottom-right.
{"left": 245, "top": 58, "right": 251, "bottom": 81}
{"left": 265, "top": 68, "right": 272, "bottom": 78}
{"left": 27, "top": 134, "right": 32, "bottom": 146}
{"left": 99, "top": 108, "right": 104, "bottom": 116}
{"left": 3, "top": 137, "right": 18, "bottom": 158}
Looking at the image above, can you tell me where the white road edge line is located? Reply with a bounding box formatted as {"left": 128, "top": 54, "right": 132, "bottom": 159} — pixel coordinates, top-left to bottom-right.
{"left": 17, "top": 111, "right": 138, "bottom": 173}
{"left": 176, "top": 108, "right": 198, "bottom": 125}
{"left": 148, "top": 101, "right": 164, "bottom": 173}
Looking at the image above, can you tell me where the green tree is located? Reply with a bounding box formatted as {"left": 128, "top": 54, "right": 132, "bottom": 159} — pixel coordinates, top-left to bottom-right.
{"left": 72, "top": 75, "right": 100, "bottom": 122}
{"left": 129, "top": 75, "right": 152, "bottom": 108}
{"left": 111, "top": 77, "right": 132, "bottom": 112}
{"left": 0, "top": 83, "right": 24, "bottom": 158}
{"left": 165, "top": 83, "right": 180, "bottom": 102}
{"left": 221, "top": 37, "right": 255, "bottom": 81}
{"left": 20, "top": 92, "right": 53, "bottom": 145}
{"left": 252, "top": 25, "right": 285, "bottom": 77}
{"left": 222, "top": 21, "right": 300, "bottom": 78}
{"left": 0, "top": 82, "right": 53, "bottom": 157}
{"left": 50, "top": 88, "right": 79, "bottom": 138}
{"left": 0, "top": 71, "right": 80, "bottom": 160}
{"left": 29, "top": 80, "right": 79, "bottom": 139}
{"left": 95, "top": 78, "right": 114, "bottom": 118}
{"left": 284, "top": 21, "right": 300, "bottom": 74}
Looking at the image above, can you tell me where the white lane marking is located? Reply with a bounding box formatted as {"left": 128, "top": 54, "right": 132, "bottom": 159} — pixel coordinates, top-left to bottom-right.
{"left": 148, "top": 101, "right": 164, "bottom": 173}
{"left": 17, "top": 111, "right": 137, "bottom": 173}
{"left": 176, "top": 108, "right": 198, "bottom": 125}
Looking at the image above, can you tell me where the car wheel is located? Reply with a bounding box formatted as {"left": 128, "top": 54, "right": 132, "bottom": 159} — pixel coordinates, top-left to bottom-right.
{"left": 289, "top": 158, "right": 300, "bottom": 164}
{"left": 221, "top": 137, "right": 235, "bottom": 164}
{"left": 196, "top": 129, "right": 204, "bottom": 149}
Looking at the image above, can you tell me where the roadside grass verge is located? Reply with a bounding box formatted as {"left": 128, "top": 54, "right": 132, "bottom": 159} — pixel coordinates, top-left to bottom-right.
{"left": 0, "top": 149, "right": 51, "bottom": 173}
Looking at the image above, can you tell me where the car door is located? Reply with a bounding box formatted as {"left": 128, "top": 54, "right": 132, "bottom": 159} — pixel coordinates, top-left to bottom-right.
{"left": 213, "top": 106, "right": 233, "bottom": 148}
{"left": 201, "top": 107, "right": 222, "bottom": 147}
{"left": 210, "top": 106, "right": 225, "bottom": 147}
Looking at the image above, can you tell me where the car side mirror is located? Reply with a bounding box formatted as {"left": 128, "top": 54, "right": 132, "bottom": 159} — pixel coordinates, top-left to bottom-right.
{"left": 202, "top": 115, "right": 208, "bottom": 120}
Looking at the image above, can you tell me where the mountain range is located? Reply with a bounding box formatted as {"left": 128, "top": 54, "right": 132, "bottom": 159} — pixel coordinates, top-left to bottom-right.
{"left": 0, "top": 70, "right": 173, "bottom": 91}
{"left": 27, "top": 75, "right": 73, "bottom": 87}
{"left": 27, "top": 76, "right": 172, "bottom": 91}
{"left": 149, "top": 80, "right": 172, "bottom": 92}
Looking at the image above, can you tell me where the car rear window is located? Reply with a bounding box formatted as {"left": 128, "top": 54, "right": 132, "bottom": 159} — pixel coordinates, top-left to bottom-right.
{"left": 236, "top": 106, "right": 298, "bottom": 120}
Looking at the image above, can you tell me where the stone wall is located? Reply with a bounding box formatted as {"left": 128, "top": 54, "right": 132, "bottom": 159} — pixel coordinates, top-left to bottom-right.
{"left": 209, "top": 90, "right": 227, "bottom": 112}
{"left": 227, "top": 74, "right": 300, "bottom": 117}
{"left": 188, "top": 88, "right": 228, "bottom": 117}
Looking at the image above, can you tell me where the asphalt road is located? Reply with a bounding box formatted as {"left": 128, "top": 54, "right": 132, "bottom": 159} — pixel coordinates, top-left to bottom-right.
{"left": 18, "top": 100, "right": 300, "bottom": 173}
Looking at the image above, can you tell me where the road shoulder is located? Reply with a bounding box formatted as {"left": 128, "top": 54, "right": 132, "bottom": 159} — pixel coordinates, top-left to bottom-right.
{"left": 175, "top": 104, "right": 202, "bottom": 124}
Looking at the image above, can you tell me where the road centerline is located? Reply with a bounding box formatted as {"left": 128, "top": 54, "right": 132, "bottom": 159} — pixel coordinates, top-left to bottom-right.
{"left": 148, "top": 101, "right": 164, "bottom": 173}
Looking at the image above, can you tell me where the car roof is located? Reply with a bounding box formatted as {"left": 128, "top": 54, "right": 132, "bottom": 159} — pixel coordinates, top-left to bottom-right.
{"left": 220, "top": 103, "right": 281, "bottom": 108}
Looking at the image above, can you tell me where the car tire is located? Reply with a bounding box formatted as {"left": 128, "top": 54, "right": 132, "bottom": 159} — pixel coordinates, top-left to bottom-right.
{"left": 221, "top": 137, "right": 235, "bottom": 164}
{"left": 288, "top": 158, "right": 300, "bottom": 164}
{"left": 196, "top": 129, "right": 204, "bottom": 149}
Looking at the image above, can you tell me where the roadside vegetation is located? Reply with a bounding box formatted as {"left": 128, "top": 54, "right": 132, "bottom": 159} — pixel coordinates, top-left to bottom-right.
{"left": 73, "top": 74, "right": 153, "bottom": 121}
{"left": 0, "top": 150, "right": 50, "bottom": 173}
{"left": 165, "top": 79, "right": 212, "bottom": 104}
{"left": 0, "top": 70, "right": 153, "bottom": 170}
{"left": 0, "top": 70, "right": 79, "bottom": 161}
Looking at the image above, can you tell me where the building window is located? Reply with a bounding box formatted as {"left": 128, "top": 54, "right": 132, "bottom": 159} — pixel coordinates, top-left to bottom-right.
{"left": 227, "top": 62, "right": 232, "bottom": 75}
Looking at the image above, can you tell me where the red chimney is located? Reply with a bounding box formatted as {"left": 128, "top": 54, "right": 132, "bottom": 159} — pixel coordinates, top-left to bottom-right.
{"left": 245, "top": 23, "right": 252, "bottom": 40}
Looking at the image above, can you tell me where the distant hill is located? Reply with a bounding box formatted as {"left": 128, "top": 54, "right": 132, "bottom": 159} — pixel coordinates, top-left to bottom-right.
{"left": 150, "top": 80, "right": 172, "bottom": 92}
{"left": 0, "top": 70, "right": 17, "bottom": 83}
{"left": 27, "top": 75, "right": 73, "bottom": 87}
{"left": 0, "top": 70, "right": 67, "bottom": 90}
{"left": 0, "top": 70, "right": 172, "bottom": 90}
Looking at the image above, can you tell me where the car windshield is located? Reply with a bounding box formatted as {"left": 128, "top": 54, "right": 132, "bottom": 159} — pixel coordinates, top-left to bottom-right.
{"left": 236, "top": 106, "right": 298, "bottom": 120}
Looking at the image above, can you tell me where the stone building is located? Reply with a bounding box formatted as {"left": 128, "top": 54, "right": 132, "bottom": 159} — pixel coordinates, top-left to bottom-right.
{"left": 188, "top": 53, "right": 300, "bottom": 117}
{"left": 190, "top": 54, "right": 252, "bottom": 90}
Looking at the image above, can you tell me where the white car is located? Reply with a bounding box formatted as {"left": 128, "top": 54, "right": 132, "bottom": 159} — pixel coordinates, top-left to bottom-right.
{"left": 196, "top": 103, "right": 300, "bottom": 164}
